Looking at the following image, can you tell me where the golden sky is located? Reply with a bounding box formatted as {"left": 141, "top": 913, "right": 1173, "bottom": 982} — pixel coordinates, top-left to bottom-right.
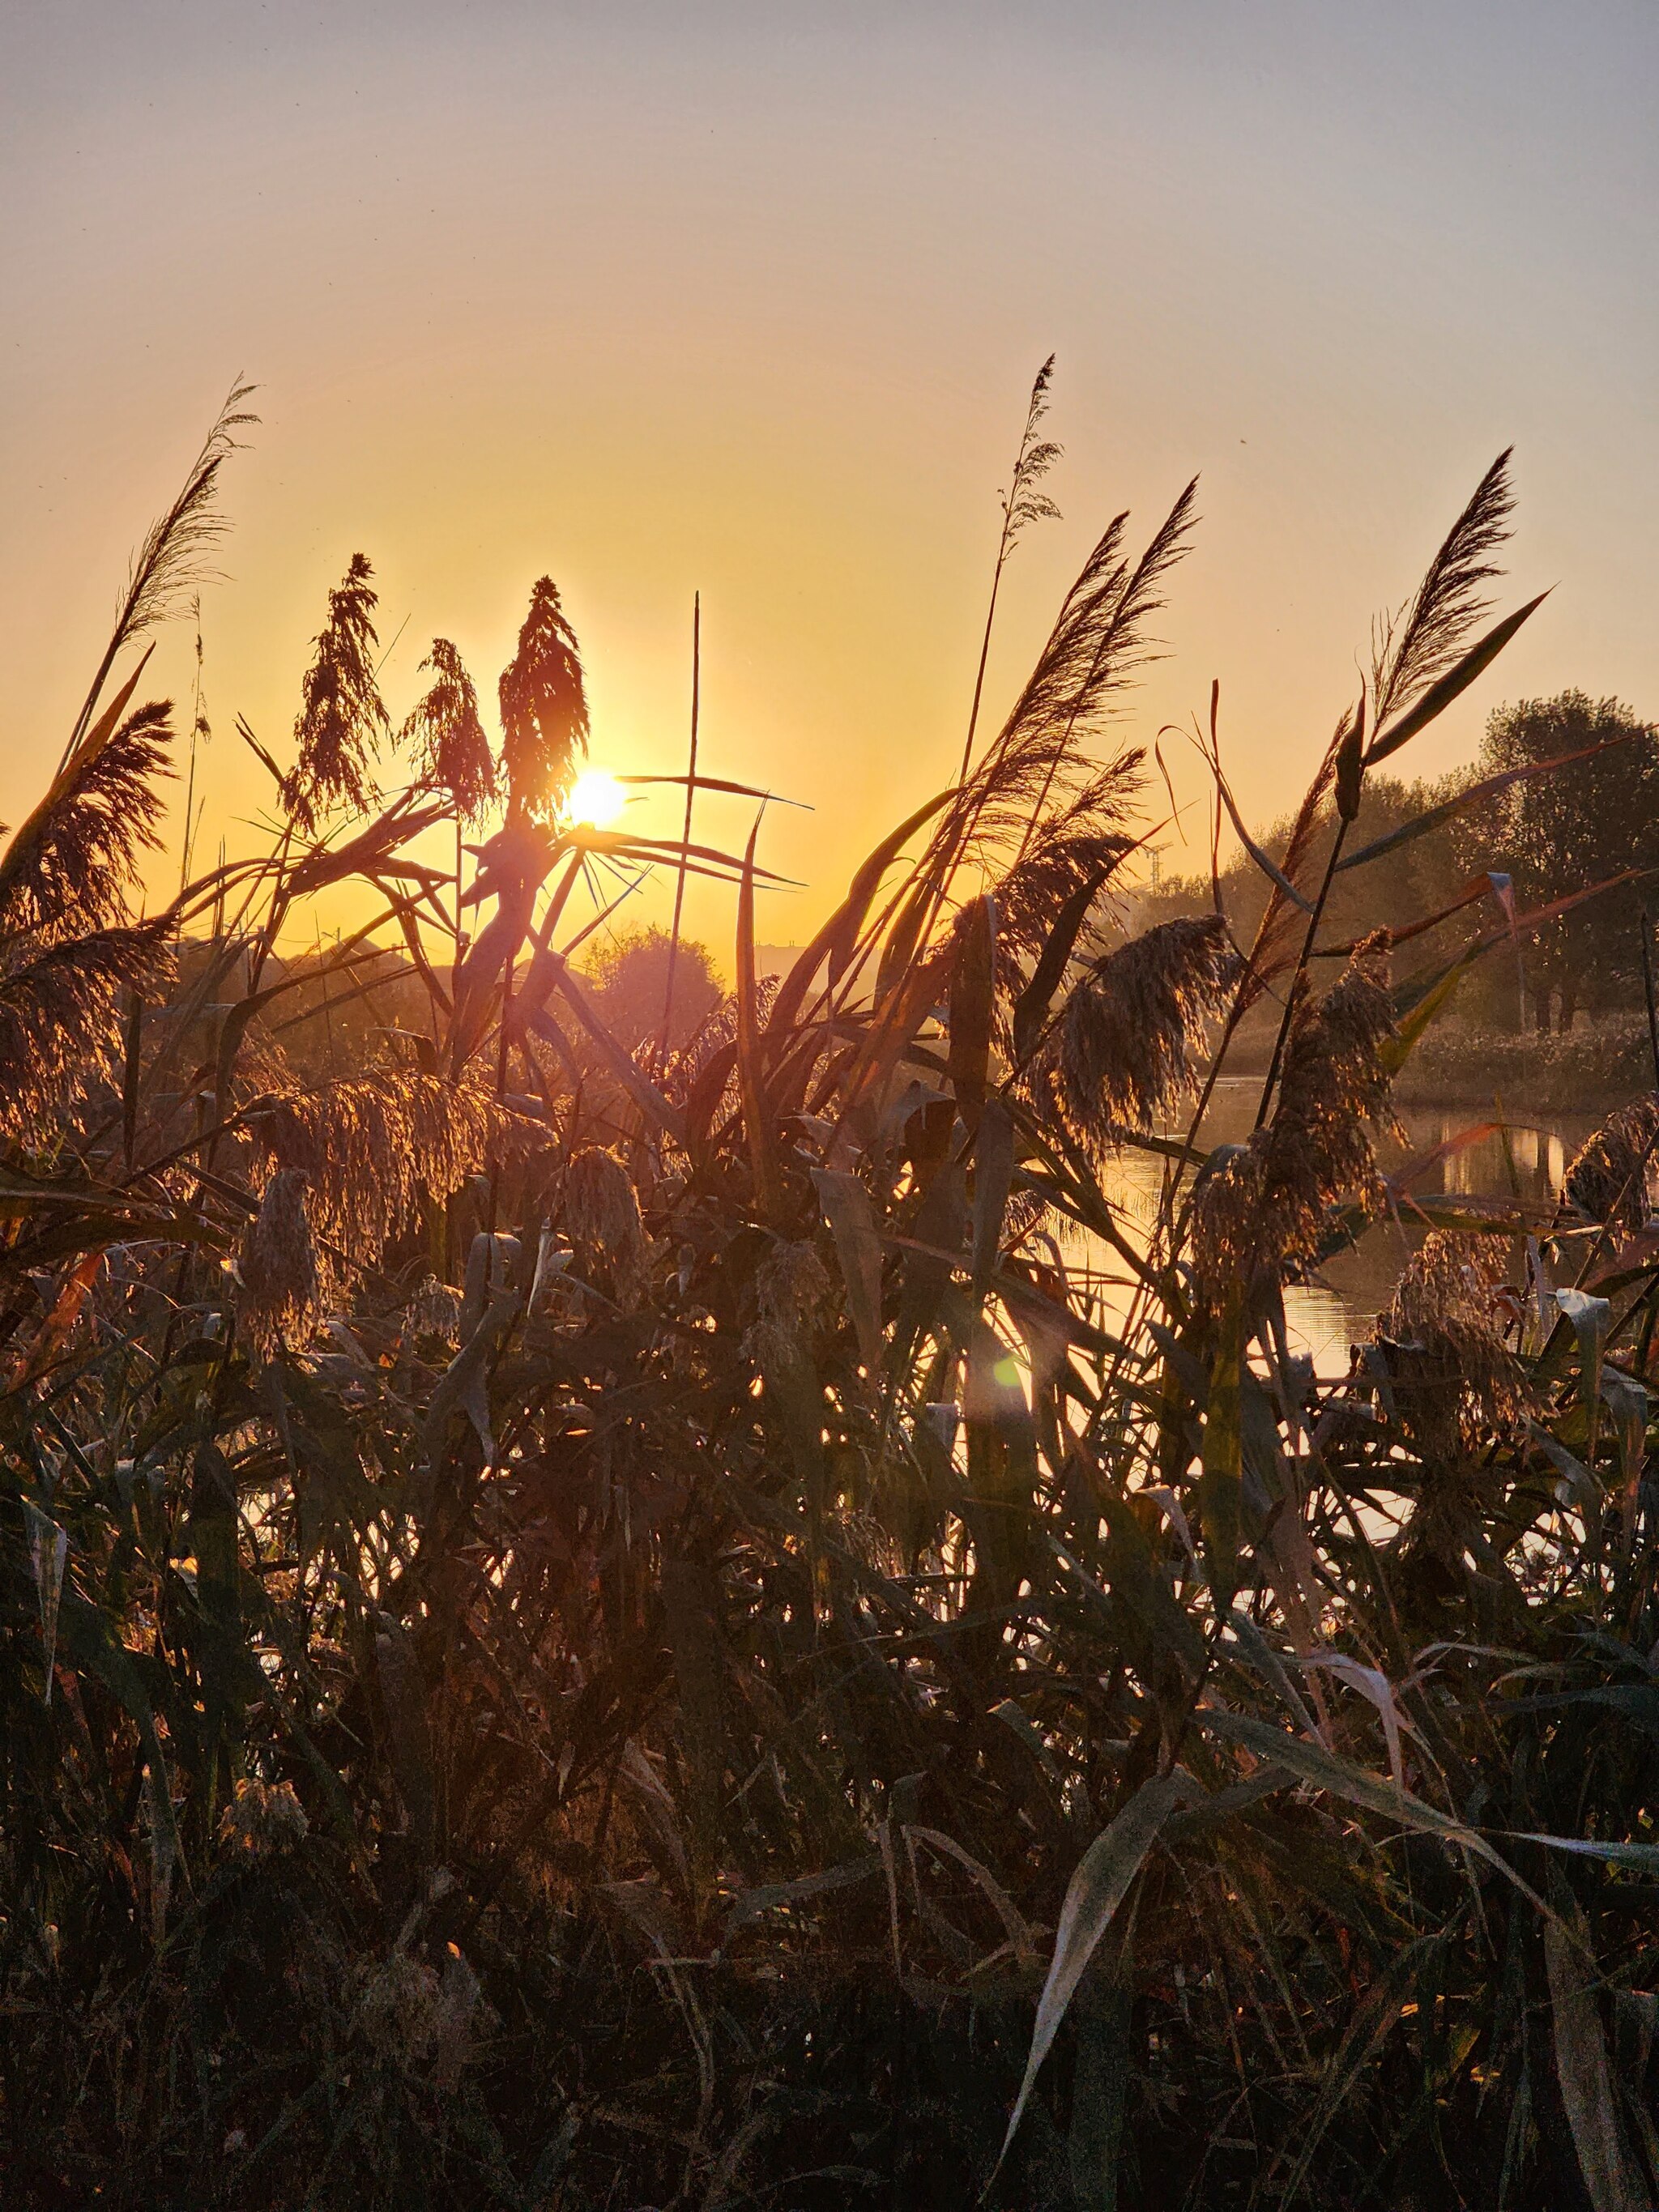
{"left": 4, "top": 2, "right": 1657, "bottom": 959}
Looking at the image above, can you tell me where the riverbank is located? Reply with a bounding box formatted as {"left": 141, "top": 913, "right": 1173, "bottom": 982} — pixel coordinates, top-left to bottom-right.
{"left": 1220, "top": 1013, "right": 1653, "bottom": 1113}
{"left": 1392, "top": 1014, "right": 1653, "bottom": 1111}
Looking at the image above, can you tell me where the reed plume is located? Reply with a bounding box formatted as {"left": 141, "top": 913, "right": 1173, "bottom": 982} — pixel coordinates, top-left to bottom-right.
{"left": 0, "top": 701, "right": 175, "bottom": 941}
{"left": 746, "top": 1236, "right": 833, "bottom": 1379}
{"left": 246, "top": 1070, "right": 541, "bottom": 1268}
{"left": 403, "top": 638, "right": 497, "bottom": 821}
{"left": 945, "top": 482, "right": 1198, "bottom": 893}
{"left": 1372, "top": 450, "right": 1513, "bottom": 728}
{"left": 561, "top": 1144, "right": 646, "bottom": 1303}
{"left": 405, "top": 1270, "right": 464, "bottom": 1346}
{"left": 499, "top": 577, "right": 589, "bottom": 824}
{"left": 1564, "top": 1092, "right": 1659, "bottom": 1227}
{"left": 1025, "top": 914, "right": 1237, "bottom": 1151}
{"left": 62, "top": 379, "right": 257, "bottom": 771}
{"left": 958, "top": 355, "right": 1063, "bottom": 780}
{"left": 1240, "top": 454, "right": 1516, "bottom": 1010}
{"left": 985, "top": 487, "right": 1196, "bottom": 798}
{"left": 237, "top": 1166, "right": 322, "bottom": 1361}
{"left": 987, "top": 761, "right": 1141, "bottom": 970}
{"left": 1001, "top": 356, "right": 1063, "bottom": 539}
{"left": 219, "top": 1775, "right": 309, "bottom": 1858}
{"left": 1378, "top": 1228, "right": 1528, "bottom": 1469}
{"left": 280, "top": 553, "right": 391, "bottom": 832}
{"left": 1195, "top": 931, "right": 1397, "bottom": 1301}
{"left": 0, "top": 922, "right": 173, "bottom": 1144}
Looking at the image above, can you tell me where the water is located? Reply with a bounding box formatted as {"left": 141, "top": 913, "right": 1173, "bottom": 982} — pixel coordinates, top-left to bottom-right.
{"left": 1090, "top": 1079, "right": 1599, "bottom": 1376}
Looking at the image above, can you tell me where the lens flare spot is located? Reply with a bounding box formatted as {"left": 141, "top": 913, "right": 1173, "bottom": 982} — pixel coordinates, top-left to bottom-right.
{"left": 569, "top": 769, "right": 627, "bottom": 829}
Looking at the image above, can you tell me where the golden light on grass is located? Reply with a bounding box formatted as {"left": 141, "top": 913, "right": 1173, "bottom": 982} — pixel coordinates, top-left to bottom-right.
{"left": 567, "top": 768, "right": 627, "bottom": 829}
{"left": 9, "top": 379, "right": 1627, "bottom": 2210}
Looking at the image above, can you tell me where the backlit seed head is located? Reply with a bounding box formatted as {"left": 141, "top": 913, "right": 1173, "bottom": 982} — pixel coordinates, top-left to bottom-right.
{"left": 219, "top": 1775, "right": 309, "bottom": 1857}
{"left": 564, "top": 1145, "right": 647, "bottom": 1302}
{"left": 237, "top": 1167, "right": 322, "bottom": 1362}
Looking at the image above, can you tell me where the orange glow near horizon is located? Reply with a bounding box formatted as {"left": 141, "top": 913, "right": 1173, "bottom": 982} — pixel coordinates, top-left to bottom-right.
{"left": 3, "top": 6, "right": 1657, "bottom": 965}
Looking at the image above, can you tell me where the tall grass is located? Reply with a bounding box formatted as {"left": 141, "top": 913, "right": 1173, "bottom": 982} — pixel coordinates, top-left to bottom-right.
{"left": 0, "top": 393, "right": 1656, "bottom": 2212}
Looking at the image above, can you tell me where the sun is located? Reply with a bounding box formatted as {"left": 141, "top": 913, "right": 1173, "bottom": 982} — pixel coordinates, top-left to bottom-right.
{"left": 567, "top": 769, "right": 628, "bottom": 830}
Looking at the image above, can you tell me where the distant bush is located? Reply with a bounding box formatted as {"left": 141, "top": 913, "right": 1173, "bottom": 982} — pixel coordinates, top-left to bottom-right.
{"left": 1398, "top": 1010, "right": 1653, "bottom": 1110}
{"left": 580, "top": 922, "right": 723, "bottom": 1053}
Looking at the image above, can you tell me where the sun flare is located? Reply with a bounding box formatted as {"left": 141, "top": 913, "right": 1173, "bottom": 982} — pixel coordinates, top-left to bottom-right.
{"left": 567, "top": 769, "right": 628, "bottom": 829}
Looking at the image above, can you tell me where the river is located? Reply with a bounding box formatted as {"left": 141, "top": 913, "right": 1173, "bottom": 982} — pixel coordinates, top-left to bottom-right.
{"left": 1090, "top": 1078, "right": 1601, "bottom": 1375}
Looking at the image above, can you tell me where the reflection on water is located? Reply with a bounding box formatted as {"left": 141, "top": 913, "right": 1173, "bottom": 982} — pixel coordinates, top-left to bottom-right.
{"left": 1082, "top": 1079, "right": 1597, "bottom": 1376}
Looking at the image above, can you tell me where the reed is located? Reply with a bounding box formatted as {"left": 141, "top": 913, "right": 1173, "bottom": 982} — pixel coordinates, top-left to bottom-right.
{"left": 0, "top": 386, "right": 1654, "bottom": 2212}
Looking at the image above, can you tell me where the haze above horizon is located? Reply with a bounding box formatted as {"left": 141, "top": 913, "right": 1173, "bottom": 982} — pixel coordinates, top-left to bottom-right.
{"left": 3, "top": 0, "right": 1656, "bottom": 946}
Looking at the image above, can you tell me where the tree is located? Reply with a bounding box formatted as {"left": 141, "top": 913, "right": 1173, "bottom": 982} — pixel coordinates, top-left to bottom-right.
{"left": 582, "top": 925, "right": 723, "bottom": 1054}
{"left": 1460, "top": 692, "right": 1659, "bottom": 1031}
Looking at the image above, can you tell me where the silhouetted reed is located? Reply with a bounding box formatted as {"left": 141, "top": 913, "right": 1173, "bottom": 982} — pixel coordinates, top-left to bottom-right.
{"left": 0, "top": 381, "right": 1654, "bottom": 2212}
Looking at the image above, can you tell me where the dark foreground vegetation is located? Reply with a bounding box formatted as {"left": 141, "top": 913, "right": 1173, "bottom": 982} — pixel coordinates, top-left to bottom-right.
{"left": 2, "top": 381, "right": 1658, "bottom": 2210}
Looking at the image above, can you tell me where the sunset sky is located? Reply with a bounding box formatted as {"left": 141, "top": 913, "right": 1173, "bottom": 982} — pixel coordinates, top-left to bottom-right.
{"left": 4, "top": 1, "right": 1657, "bottom": 956}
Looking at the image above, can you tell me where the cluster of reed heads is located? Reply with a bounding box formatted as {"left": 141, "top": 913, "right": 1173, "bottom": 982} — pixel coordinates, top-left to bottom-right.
{"left": 2, "top": 373, "right": 1657, "bottom": 2212}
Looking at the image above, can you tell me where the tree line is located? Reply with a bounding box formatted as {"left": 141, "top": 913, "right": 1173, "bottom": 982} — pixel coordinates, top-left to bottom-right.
{"left": 1145, "top": 690, "right": 1659, "bottom": 1034}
